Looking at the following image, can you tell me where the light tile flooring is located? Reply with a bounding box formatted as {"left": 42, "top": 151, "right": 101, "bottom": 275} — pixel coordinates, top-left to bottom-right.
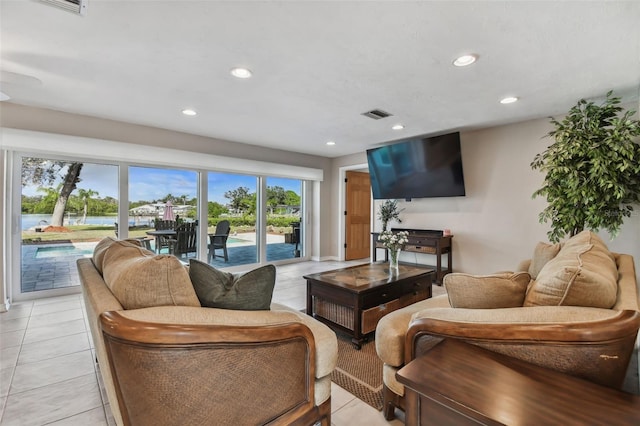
{"left": 0, "top": 259, "right": 423, "bottom": 426}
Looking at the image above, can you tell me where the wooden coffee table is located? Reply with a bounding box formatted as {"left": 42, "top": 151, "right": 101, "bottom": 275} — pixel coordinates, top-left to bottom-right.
{"left": 304, "top": 263, "right": 434, "bottom": 348}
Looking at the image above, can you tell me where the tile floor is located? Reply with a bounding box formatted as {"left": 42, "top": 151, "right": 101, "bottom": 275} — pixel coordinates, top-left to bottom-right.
{"left": 1, "top": 259, "right": 422, "bottom": 426}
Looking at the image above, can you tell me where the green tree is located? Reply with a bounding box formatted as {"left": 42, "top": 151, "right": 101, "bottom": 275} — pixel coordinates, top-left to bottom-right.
{"left": 22, "top": 158, "right": 83, "bottom": 226}
{"left": 76, "top": 188, "right": 99, "bottom": 224}
{"left": 285, "top": 190, "right": 300, "bottom": 207}
{"left": 34, "top": 186, "right": 61, "bottom": 214}
{"left": 224, "top": 187, "right": 253, "bottom": 213}
{"left": 266, "top": 186, "right": 287, "bottom": 213}
{"left": 208, "top": 201, "right": 228, "bottom": 218}
{"left": 531, "top": 91, "right": 640, "bottom": 242}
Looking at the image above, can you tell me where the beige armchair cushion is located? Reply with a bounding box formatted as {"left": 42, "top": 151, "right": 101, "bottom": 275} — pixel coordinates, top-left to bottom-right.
{"left": 524, "top": 231, "right": 618, "bottom": 308}
{"left": 445, "top": 272, "right": 530, "bottom": 309}
{"left": 375, "top": 295, "right": 451, "bottom": 367}
{"left": 102, "top": 241, "right": 200, "bottom": 309}
{"left": 118, "top": 303, "right": 338, "bottom": 380}
{"left": 528, "top": 241, "right": 561, "bottom": 279}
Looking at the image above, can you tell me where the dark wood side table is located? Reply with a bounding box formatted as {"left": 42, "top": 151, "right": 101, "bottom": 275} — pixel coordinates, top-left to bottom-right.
{"left": 396, "top": 339, "right": 640, "bottom": 425}
{"left": 304, "top": 263, "right": 433, "bottom": 349}
{"left": 372, "top": 229, "right": 453, "bottom": 284}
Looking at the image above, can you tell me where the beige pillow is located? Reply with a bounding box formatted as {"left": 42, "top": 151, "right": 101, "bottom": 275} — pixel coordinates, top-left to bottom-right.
{"left": 92, "top": 236, "right": 118, "bottom": 274}
{"left": 444, "top": 272, "right": 531, "bottom": 309}
{"left": 524, "top": 231, "right": 618, "bottom": 308}
{"left": 101, "top": 241, "right": 200, "bottom": 309}
{"left": 92, "top": 237, "right": 151, "bottom": 274}
{"left": 528, "top": 241, "right": 562, "bottom": 279}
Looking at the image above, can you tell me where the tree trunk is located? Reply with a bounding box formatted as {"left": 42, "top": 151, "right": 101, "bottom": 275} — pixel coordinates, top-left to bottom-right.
{"left": 82, "top": 201, "right": 88, "bottom": 224}
{"left": 50, "top": 163, "right": 83, "bottom": 226}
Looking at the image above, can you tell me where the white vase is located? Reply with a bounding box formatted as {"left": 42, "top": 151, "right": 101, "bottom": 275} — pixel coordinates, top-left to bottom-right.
{"left": 389, "top": 248, "right": 400, "bottom": 272}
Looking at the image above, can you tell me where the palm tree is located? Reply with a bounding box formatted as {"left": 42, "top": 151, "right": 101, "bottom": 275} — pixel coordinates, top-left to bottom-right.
{"left": 77, "top": 188, "right": 99, "bottom": 224}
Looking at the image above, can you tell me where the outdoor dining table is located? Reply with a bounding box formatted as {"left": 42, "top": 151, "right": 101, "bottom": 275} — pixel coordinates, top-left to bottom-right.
{"left": 145, "top": 229, "right": 177, "bottom": 253}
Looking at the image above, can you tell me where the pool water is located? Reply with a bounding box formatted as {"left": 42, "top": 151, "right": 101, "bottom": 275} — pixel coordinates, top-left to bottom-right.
{"left": 35, "top": 246, "right": 94, "bottom": 259}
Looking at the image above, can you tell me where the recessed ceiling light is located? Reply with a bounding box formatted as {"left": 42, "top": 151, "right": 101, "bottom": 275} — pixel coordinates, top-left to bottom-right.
{"left": 230, "top": 67, "right": 252, "bottom": 79}
{"left": 392, "top": 124, "right": 405, "bottom": 130}
{"left": 182, "top": 109, "right": 197, "bottom": 116}
{"left": 500, "top": 97, "right": 519, "bottom": 104}
{"left": 326, "top": 141, "right": 336, "bottom": 146}
{"left": 453, "top": 54, "right": 478, "bottom": 67}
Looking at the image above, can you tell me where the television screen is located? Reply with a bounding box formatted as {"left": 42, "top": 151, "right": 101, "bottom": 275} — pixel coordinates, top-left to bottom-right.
{"left": 366, "top": 132, "right": 465, "bottom": 200}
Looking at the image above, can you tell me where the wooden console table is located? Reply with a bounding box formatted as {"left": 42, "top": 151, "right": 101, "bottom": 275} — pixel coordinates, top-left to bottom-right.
{"left": 397, "top": 339, "right": 640, "bottom": 425}
{"left": 372, "top": 229, "right": 452, "bottom": 284}
{"left": 304, "top": 263, "right": 433, "bottom": 349}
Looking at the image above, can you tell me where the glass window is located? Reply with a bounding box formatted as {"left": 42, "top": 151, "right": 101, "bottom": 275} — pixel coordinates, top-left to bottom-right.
{"left": 266, "top": 177, "right": 303, "bottom": 262}
{"left": 207, "top": 172, "right": 258, "bottom": 267}
{"left": 20, "top": 157, "right": 118, "bottom": 293}
{"left": 129, "top": 166, "right": 198, "bottom": 258}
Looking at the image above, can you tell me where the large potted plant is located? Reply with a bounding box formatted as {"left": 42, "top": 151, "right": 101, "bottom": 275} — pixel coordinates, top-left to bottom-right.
{"left": 377, "top": 199, "right": 404, "bottom": 231}
{"left": 531, "top": 91, "right": 640, "bottom": 242}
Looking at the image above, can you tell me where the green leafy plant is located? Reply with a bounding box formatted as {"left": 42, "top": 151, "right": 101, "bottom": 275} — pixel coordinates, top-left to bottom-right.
{"left": 377, "top": 199, "right": 404, "bottom": 231}
{"left": 531, "top": 91, "right": 640, "bottom": 242}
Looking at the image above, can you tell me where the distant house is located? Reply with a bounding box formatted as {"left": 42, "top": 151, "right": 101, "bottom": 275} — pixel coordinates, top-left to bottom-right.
{"left": 129, "top": 203, "right": 194, "bottom": 217}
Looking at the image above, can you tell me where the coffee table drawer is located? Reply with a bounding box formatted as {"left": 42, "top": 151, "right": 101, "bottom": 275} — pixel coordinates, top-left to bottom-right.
{"left": 402, "top": 280, "right": 430, "bottom": 294}
{"left": 362, "top": 286, "right": 402, "bottom": 306}
{"left": 361, "top": 299, "right": 402, "bottom": 335}
{"left": 399, "top": 289, "right": 429, "bottom": 307}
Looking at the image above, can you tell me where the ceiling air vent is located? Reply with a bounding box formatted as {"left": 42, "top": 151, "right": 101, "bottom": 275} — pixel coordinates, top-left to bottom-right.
{"left": 362, "top": 109, "right": 393, "bottom": 120}
{"left": 40, "top": 0, "right": 87, "bottom": 16}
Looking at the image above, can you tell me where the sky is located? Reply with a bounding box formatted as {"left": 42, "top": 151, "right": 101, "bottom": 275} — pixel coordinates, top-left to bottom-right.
{"left": 22, "top": 162, "right": 301, "bottom": 205}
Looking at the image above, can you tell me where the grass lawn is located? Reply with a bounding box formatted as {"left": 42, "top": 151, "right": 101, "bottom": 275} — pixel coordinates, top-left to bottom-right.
{"left": 22, "top": 225, "right": 145, "bottom": 243}
{"left": 22, "top": 224, "right": 291, "bottom": 244}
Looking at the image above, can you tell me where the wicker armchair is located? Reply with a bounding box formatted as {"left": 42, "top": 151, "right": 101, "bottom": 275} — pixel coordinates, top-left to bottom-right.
{"left": 376, "top": 248, "right": 640, "bottom": 420}
{"left": 78, "top": 239, "right": 337, "bottom": 426}
{"left": 100, "top": 310, "right": 330, "bottom": 426}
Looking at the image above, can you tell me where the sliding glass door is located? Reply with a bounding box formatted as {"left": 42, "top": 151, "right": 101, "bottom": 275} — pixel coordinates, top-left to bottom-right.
{"left": 20, "top": 156, "right": 118, "bottom": 294}
{"left": 128, "top": 166, "right": 198, "bottom": 257}
{"left": 207, "top": 172, "right": 258, "bottom": 268}
{"left": 265, "top": 177, "right": 304, "bottom": 262}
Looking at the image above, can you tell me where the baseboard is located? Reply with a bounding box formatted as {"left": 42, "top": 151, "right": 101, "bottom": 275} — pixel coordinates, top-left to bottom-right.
{"left": 312, "top": 255, "right": 339, "bottom": 262}
{"left": 1, "top": 298, "right": 10, "bottom": 313}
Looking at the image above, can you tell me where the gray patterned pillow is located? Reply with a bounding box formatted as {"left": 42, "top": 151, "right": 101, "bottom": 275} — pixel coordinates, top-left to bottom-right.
{"left": 189, "top": 259, "right": 276, "bottom": 310}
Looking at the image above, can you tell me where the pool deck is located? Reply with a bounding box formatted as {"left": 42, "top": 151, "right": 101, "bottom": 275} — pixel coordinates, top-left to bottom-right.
{"left": 20, "top": 234, "right": 301, "bottom": 293}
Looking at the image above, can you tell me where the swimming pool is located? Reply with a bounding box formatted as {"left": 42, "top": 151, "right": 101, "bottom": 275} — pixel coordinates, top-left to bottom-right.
{"left": 35, "top": 245, "right": 94, "bottom": 259}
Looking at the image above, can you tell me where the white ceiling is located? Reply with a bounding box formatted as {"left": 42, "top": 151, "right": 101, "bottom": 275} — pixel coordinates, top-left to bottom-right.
{"left": 1, "top": 1, "right": 639, "bottom": 158}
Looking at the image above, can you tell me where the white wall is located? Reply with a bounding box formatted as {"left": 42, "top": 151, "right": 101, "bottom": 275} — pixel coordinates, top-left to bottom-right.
{"left": 332, "top": 116, "right": 640, "bottom": 281}
{"left": 0, "top": 149, "right": 5, "bottom": 311}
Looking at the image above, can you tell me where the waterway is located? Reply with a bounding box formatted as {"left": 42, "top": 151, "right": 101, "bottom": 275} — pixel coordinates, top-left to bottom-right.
{"left": 21, "top": 214, "right": 153, "bottom": 230}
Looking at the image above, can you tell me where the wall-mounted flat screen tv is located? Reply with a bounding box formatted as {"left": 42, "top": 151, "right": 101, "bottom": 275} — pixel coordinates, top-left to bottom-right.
{"left": 366, "top": 131, "right": 465, "bottom": 200}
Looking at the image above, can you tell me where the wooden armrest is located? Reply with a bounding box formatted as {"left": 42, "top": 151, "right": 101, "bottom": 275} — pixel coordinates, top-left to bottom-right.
{"left": 405, "top": 309, "right": 640, "bottom": 364}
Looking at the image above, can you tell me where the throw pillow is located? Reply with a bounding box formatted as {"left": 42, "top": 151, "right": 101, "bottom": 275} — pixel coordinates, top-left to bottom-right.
{"left": 101, "top": 241, "right": 200, "bottom": 309}
{"left": 92, "top": 236, "right": 118, "bottom": 274}
{"left": 523, "top": 231, "right": 618, "bottom": 308}
{"left": 92, "top": 236, "right": 153, "bottom": 274}
{"left": 528, "top": 241, "right": 562, "bottom": 279}
{"left": 444, "top": 272, "right": 531, "bottom": 309}
{"left": 189, "top": 259, "right": 276, "bottom": 310}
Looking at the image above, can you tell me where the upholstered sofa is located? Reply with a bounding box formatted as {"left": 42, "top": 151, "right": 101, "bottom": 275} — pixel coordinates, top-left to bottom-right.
{"left": 78, "top": 237, "right": 337, "bottom": 426}
{"left": 375, "top": 231, "right": 640, "bottom": 420}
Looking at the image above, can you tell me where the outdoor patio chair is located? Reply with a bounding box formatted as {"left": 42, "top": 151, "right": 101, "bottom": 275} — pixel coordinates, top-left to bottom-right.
{"left": 208, "top": 220, "right": 230, "bottom": 262}
{"left": 114, "top": 222, "right": 152, "bottom": 250}
{"left": 154, "top": 219, "right": 176, "bottom": 253}
{"left": 169, "top": 221, "right": 198, "bottom": 259}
